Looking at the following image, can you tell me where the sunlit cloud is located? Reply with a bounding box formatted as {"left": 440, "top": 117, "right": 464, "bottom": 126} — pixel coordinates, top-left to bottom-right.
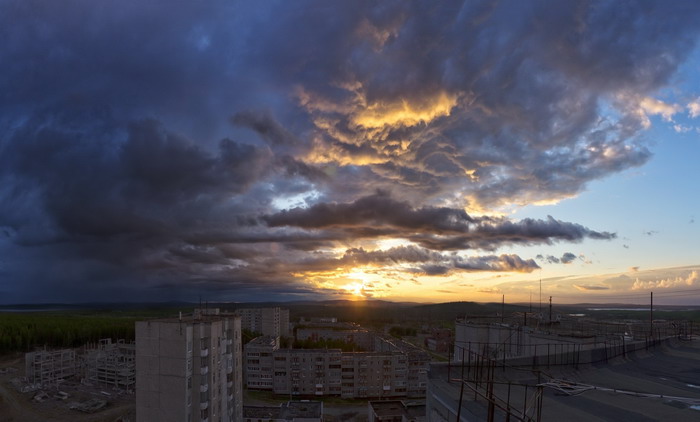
{"left": 351, "top": 92, "right": 459, "bottom": 129}
{"left": 631, "top": 270, "right": 699, "bottom": 290}
{"left": 688, "top": 98, "right": 700, "bottom": 118}
{"left": 573, "top": 284, "right": 610, "bottom": 291}
{"left": 639, "top": 96, "right": 682, "bottom": 122}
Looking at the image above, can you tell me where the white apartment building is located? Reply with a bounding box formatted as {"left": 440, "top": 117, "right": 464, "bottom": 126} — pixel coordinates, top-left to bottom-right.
{"left": 244, "top": 335, "right": 429, "bottom": 399}
{"left": 236, "top": 307, "right": 290, "bottom": 337}
{"left": 136, "top": 311, "right": 243, "bottom": 422}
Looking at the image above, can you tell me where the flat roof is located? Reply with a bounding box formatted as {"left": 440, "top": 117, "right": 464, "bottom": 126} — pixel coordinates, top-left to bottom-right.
{"left": 428, "top": 338, "right": 700, "bottom": 421}
{"left": 369, "top": 400, "right": 407, "bottom": 416}
{"left": 243, "top": 401, "right": 322, "bottom": 420}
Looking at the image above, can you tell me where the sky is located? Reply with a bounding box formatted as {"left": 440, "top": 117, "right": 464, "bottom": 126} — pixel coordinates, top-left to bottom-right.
{"left": 1, "top": 0, "right": 699, "bottom": 305}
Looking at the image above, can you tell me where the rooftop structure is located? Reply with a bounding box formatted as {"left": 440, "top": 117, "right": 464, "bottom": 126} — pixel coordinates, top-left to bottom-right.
{"left": 368, "top": 400, "right": 425, "bottom": 422}
{"left": 453, "top": 316, "right": 693, "bottom": 362}
{"left": 243, "top": 400, "right": 323, "bottom": 421}
{"left": 428, "top": 336, "right": 700, "bottom": 421}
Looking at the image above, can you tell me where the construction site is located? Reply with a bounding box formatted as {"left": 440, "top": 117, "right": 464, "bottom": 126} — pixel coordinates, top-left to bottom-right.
{"left": 0, "top": 339, "right": 136, "bottom": 422}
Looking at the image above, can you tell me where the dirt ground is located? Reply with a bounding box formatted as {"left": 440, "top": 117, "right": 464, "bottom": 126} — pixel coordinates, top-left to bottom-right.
{"left": 243, "top": 388, "right": 369, "bottom": 422}
{"left": 0, "top": 354, "right": 134, "bottom": 422}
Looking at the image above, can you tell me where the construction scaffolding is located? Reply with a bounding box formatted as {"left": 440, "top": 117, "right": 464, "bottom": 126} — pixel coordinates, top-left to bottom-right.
{"left": 25, "top": 348, "right": 77, "bottom": 385}
{"left": 84, "top": 339, "right": 135, "bottom": 391}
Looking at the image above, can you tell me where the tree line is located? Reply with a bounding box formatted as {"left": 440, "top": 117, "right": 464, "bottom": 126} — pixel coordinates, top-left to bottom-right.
{"left": 0, "top": 313, "right": 137, "bottom": 354}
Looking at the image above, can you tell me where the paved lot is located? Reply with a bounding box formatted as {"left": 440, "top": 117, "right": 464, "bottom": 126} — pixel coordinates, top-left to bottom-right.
{"left": 429, "top": 338, "right": 700, "bottom": 421}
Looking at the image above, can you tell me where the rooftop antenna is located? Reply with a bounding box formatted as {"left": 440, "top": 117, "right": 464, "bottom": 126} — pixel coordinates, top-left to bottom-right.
{"left": 539, "top": 271, "right": 542, "bottom": 315}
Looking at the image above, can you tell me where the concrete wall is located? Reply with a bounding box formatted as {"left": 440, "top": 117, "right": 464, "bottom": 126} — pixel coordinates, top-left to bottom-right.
{"left": 136, "top": 320, "right": 191, "bottom": 422}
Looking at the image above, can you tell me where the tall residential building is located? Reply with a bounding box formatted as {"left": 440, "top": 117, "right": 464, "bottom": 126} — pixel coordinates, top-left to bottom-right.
{"left": 136, "top": 311, "right": 243, "bottom": 422}
{"left": 236, "top": 307, "right": 289, "bottom": 337}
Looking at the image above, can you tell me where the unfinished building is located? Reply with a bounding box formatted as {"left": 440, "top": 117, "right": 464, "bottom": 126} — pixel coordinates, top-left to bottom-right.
{"left": 84, "top": 338, "right": 135, "bottom": 390}
{"left": 25, "top": 348, "right": 77, "bottom": 385}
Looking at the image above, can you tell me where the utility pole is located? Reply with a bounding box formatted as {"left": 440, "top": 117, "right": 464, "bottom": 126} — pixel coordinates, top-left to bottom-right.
{"left": 501, "top": 295, "right": 505, "bottom": 323}
{"left": 549, "top": 296, "right": 552, "bottom": 324}
{"left": 650, "top": 291, "right": 653, "bottom": 338}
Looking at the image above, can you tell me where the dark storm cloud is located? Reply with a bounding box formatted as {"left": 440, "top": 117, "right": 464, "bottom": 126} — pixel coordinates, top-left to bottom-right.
{"left": 231, "top": 110, "right": 302, "bottom": 148}
{"left": 265, "top": 191, "right": 473, "bottom": 233}
{"left": 266, "top": 193, "right": 614, "bottom": 250}
{"left": 560, "top": 252, "right": 578, "bottom": 264}
{"left": 1, "top": 0, "right": 698, "bottom": 302}
{"left": 537, "top": 252, "right": 580, "bottom": 265}
{"left": 291, "top": 245, "right": 539, "bottom": 276}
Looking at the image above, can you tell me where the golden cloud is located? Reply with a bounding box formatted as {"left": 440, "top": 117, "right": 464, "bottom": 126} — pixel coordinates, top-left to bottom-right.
{"left": 352, "top": 91, "right": 459, "bottom": 129}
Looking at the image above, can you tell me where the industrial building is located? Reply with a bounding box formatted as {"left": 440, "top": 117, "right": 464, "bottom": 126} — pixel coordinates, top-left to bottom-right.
{"left": 236, "top": 307, "right": 289, "bottom": 337}
{"left": 135, "top": 309, "right": 243, "bottom": 422}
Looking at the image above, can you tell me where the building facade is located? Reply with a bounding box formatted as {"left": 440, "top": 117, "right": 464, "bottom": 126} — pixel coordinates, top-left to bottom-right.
{"left": 244, "top": 335, "right": 429, "bottom": 399}
{"left": 136, "top": 312, "right": 243, "bottom": 422}
{"left": 237, "top": 308, "right": 290, "bottom": 337}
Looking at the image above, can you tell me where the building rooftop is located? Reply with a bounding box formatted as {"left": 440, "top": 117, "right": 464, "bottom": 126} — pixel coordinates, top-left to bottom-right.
{"left": 428, "top": 338, "right": 700, "bottom": 421}
{"left": 369, "top": 400, "right": 408, "bottom": 417}
{"left": 247, "top": 335, "right": 279, "bottom": 347}
{"left": 139, "top": 309, "right": 240, "bottom": 324}
{"left": 243, "top": 401, "right": 322, "bottom": 420}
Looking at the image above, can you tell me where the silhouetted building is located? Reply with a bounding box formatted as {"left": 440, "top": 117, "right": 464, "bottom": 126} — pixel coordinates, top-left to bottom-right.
{"left": 237, "top": 307, "right": 289, "bottom": 337}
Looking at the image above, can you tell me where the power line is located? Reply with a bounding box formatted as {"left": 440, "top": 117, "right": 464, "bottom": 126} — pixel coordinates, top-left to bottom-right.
{"left": 552, "top": 287, "right": 700, "bottom": 300}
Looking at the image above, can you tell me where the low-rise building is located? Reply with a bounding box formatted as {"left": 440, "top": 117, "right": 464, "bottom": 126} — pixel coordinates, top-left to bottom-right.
{"left": 424, "top": 328, "right": 452, "bottom": 353}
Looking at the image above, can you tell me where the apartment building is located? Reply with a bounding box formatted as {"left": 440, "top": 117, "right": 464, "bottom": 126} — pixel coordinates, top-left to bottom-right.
{"left": 244, "top": 335, "right": 429, "bottom": 399}
{"left": 236, "top": 307, "right": 290, "bottom": 337}
{"left": 136, "top": 311, "right": 243, "bottom": 422}
{"left": 243, "top": 336, "right": 277, "bottom": 390}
